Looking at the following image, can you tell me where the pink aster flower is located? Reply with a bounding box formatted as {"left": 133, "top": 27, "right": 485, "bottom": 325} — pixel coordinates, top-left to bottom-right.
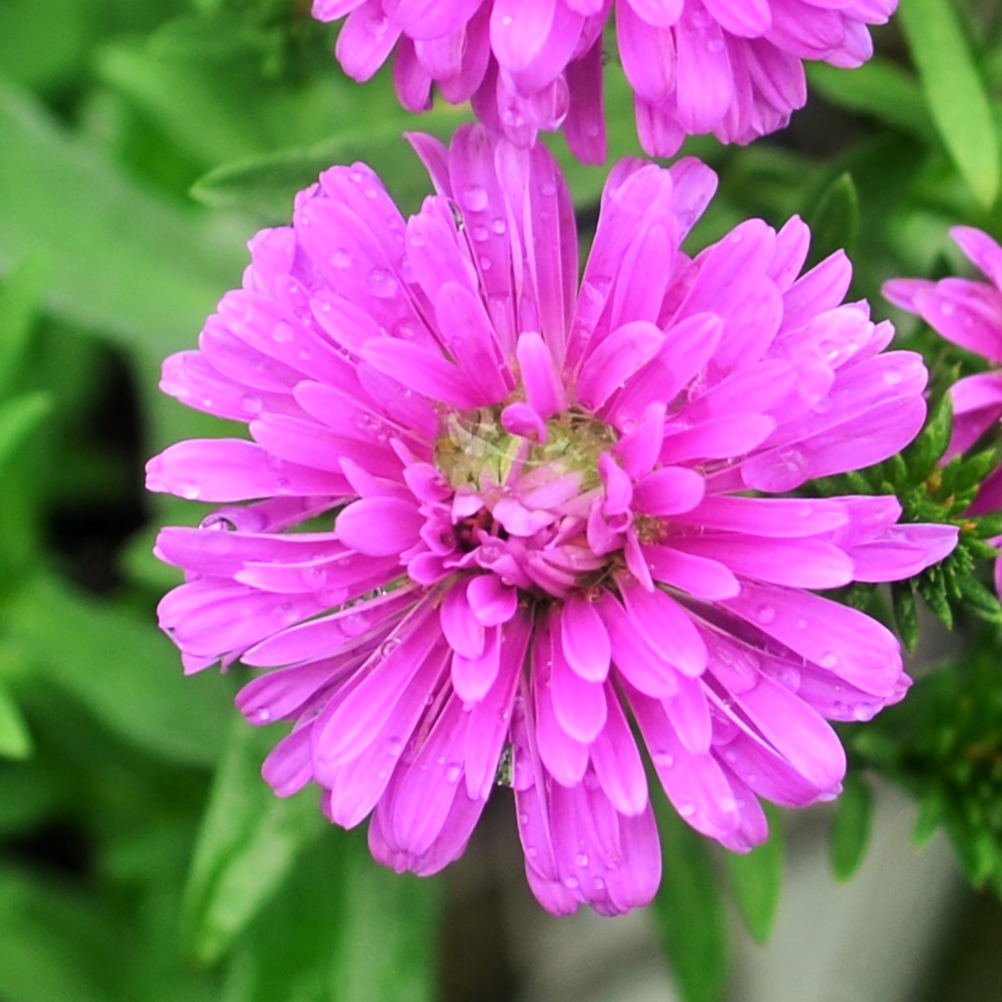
{"left": 884, "top": 226, "right": 1002, "bottom": 594}
{"left": 148, "top": 125, "right": 955, "bottom": 916}
{"left": 314, "top": 0, "right": 897, "bottom": 162}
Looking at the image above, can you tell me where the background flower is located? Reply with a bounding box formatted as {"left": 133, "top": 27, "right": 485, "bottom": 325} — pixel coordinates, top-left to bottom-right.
{"left": 313, "top": 0, "right": 897, "bottom": 162}
{"left": 884, "top": 226, "right": 1002, "bottom": 595}
{"left": 148, "top": 124, "right": 955, "bottom": 915}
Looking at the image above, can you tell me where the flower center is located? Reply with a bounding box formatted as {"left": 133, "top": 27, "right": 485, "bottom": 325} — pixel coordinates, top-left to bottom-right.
{"left": 434, "top": 404, "right": 616, "bottom": 493}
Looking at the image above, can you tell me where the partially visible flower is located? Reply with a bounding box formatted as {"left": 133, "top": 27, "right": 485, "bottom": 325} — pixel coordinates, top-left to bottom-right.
{"left": 313, "top": 0, "right": 897, "bottom": 162}
{"left": 148, "top": 125, "right": 955, "bottom": 915}
{"left": 884, "top": 226, "right": 1002, "bottom": 593}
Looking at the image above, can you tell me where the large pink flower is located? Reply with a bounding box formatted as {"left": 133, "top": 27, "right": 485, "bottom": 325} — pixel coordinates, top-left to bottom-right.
{"left": 148, "top": 125, "right": 954, "bottom": 915}
{"left": 884, "top": 226, "right": 1002, "bottom": 593}
{"left": 314, "top": 0, "right": 897, "bottom": 162}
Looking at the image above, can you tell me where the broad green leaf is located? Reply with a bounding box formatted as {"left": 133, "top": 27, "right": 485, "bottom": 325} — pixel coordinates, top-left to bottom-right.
{"left": 2, "top": 571, "right": 231, "bottom": 767}
{"left": 724, "top": 807, "right": 784, "bottom": 943}
{"left": 0, "top": 676, "right": 32, "bottom": 759}
{"left": 0, "top": 393, "right": 49, "bottom": 476}
{"left": 0, "top": 77, "right": 246, "bottom": 358}
{"left": 830, "top": 771, "right": 873, "bottom": 881}
{"left": 899, "top": 0, "right": 1000, "bottom": 207}
{"left": 326, "top": 831, "right": 443, "bottom": 1002}
{"left": 0, "top": 256, "right": 46, "bottom": 397}
{"left": 184, "top": 717, "right": 325, "bottom": 965}
{"left": 805, "top": 172, "right": 859, "bottom": 268}
{"left": 807, "top": 59, "right": 934, "bottom": 141}
{"left": 651, "top": 805, "right": 729, "bottom": 1002}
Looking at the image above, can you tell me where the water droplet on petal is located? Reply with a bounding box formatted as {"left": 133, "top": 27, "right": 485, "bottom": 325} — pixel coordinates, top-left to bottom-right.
{"left": 445, "top": 762, "right": 462, "bottom": 783}
{"left": 331, "top": 248, "right": 352, "bottom": 269}
{"left": 563, "top": 876, "right": 580, "bottom": 890}
{"left": 180, "top": 481, "right": 201, "bottom": 500}
{"left": 883, "top": 367, "right": 903, "bottom": 386}
{"left": 255, "top": 707, "right": 272, "bottom": 723}
{"left": 820, "top": 651, "right": 839, "bottom": 669}
{"left": 273, "top": 322, "right": 294, "bottom": 343}
{"left": 241, "top": 393, "right": 263, "bottom": 414}
{"left": 200, "top": 513, "right": 236, "bottom": 531}
{"left": 756, "top": 604, "right": 776, "bottom": 625}
{"left": 490, "top": 217, "right": 506, "bottom": 235}
{"left": 461, "top": 185, "right": 488, "bottom": 212}
{"left": 575, "top": 852, "right": 589, "bottom": 867}
{"left": 678, "top": 803, "right": 696, "bottom": 818}
{"left": 367, "top": 268, "right": 398, "bottom": 299}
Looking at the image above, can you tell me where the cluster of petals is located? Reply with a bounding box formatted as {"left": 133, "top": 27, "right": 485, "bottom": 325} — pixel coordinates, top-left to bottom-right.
{"left": 148, "top": 125, "right": 955, "bottom": 915}
{"left": 884, "top": 227, "right": 1002, "bottom": 594}
{"left": 313, "top": 0, "right": 897, "bottom": 162}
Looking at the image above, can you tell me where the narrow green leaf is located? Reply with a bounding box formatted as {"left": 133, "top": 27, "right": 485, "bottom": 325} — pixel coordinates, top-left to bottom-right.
{"left": 806, "top": 173, "right": 859, "bottom": 268}
{"left": 955, "top": 573, "right": 1002, "bottom": 624}
{"left": 912, "top": 790, "right": 945, "bottom": 848}
{"left": 724, "top": 806, "right": 784, "bottom": 943}
{"left": 184, "top": 717, "right": 325, "bottom": 965}
{"left": 903, "top": 392, "right": 953, "bottom": 481}
{"left": 0, "top": 677, "right": 31, "bottom": 759}
{"left": 2, "top": 571, "right": 231, "bottom": 766}
{"left": 899, "top": 0, "right": 1000, "bottom": 207}
{"left": 0, "top": 393, "right": 49, "bottom": 476}
{"left": 806, "top": 58, "right": 934, "bottom": 141}
{"left": 891, "top": 581, "right": 920, "bottom": 652}
{"left": 0, "top": 256, "right": 46, "bottom": 397}
{"left": 830, "top": 772, "right": 873, "bottom": 881}
{"left": 650, "top": 805, "right": 729, "bottom": 1002}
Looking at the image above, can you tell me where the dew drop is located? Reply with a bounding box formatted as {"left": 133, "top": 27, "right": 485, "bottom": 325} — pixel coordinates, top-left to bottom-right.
{"left": 241, "top": 393, "right": 263, "bottom": 414}
{"left": 490, "top": 217, "right": 506, "bottom": 235}
{"left": 940, "top": 301, "right": 955, "bottom": 316}
{"left": 445, "top": 762, "right": 462, "bottom": 783}
{"left": 200, "top": 514, "right": 236, "bottom": 531}
{"left": 471, "top": 225, "right": 488, "bottom": 242}
{"left": 367, "top": 268, "right": 398, "bottom": 299}
{"left": 526, "top": 845, "right": 538, "bottom": 858}
{"left": 387, "top": 737, "right": 403, "bottom": 756}
{"left": 518, "top": 812, "right": 529, "bottom": 826}
{"left": 575, "top": 852, "right": 589, "bottom": 868}
{"left": 278, "top": 602, "right": 298, "bottom": 625}
{"left": 820, "top": 651, "right": 839, "bottom": 669}
{"left": 563, "top": 876, "right": 580, "bottom": 890}
{"left": 883, "top": 367, "right": 903, "bottom": 386}
{"left": 796, "top": 618, "right": 808, "bottom": 630}
{"left": 461, "top": 185, "right": 488, "bottom": 211}
{"left": 592, "top": 876, "right": 606, "bottom": 891}
{"left": 273, "top": 322, "right": 294, "bottom": 343}
{"left": 853, "top": 703, "right": 877, "bottom": 722}
{"left": 540, "top": 181, "right": 557, "bottom": 197}
{"left": 707, "top": 37, "right": 724, "bottom": 53}
{"left": 755, "top": 604, "right": 776, "bottom": 625}
{"left": 678, "top": 803, "right": 696, "bottom": 818}
{"left": 652, "top": 751, "right": 675, "bottom": 770}
{"left": 180, "top": 481, "right": 201, "bottom": 501}
{"left": 255, "top": 707, "right": 272, "bottom": 723}
{"left": 341, "top": 611, "right": 370, "bottom": 637}
{"left": 718, "top": 796, "right": 738, "bottom": 813}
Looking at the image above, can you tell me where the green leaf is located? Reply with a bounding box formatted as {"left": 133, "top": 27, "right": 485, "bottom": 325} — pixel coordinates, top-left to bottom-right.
{"left": 806, "top": 172, "right": 860, "bottom": 268}
{"left": 0, "top": 393, "right": 49, "bottom": 476}
{"left": 912, "top": 790, "right": 945, "bottom": 848}
{"left": 650, "top": 805, "right": 729, "bottom": 1002}
{"left": 0, "top": 256, "right": 46, "bottom": 398}
{"left": 830, "top": 772, "right": 873, "bottom": 881}
{"left": 899, "top": 0, "right": 1001, "bottom": 207}
{"left": 183, "top": 717, "right": 325, "bottom": 965}
{"left": 806, "top": 58, "right": 934, "bottom": 141}
{"left": 955, "top": 573, "right": 1002, "bottom": 625}
{"left": 326, "top": 832, "right": 443, "bottom": 1002}
{"left": 0, "top": 77, "right": 245, "bottom": 358}
{"left": 724, "top": 806, "right": 784, "bottom": 943}
{"left": 903, "top": 392, "right": 953, "bottom": 481}
{"left": 222, "top": 830, "right": 442, "bottom": 1002}
{"left": 2, "top": 571, "right": 231, "bottom": 767}
{"left": 0, "top": 676, "right": 31, "bottom": 759}
{"left": 891, "top": 581, "right": 920, "bottom": 652}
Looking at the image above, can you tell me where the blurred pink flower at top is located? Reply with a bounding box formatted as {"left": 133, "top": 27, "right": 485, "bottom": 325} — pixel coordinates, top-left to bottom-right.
{"left": 148, "top": 125, "right": 954, "bottom": 916}
{"left": 314, "top": 0, "right": 897, "bottom": 162}
{"left": 884, "top": 226, "right": 1002, "bottom": 593}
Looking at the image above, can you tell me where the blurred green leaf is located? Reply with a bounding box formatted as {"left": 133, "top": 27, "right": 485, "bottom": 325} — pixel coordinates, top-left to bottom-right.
{"left": 830, "top": 772, "right": 873, "bottom": 882}
{"left": 0, "top": 869, "right": 127, "bottom": 1002}
{"left": 2, "top": 571, "right": 231, "bottom": 767}
{"left": 184, "top": 717, "right": 325, "bottom": 965}
{"left": 805, "top": 172, "right": 859, "bottom": 268}
{"left": 651, "top": 805, "right": 729, "bottom": 1002}
{"left": 222, "top": 829, "right": 442, "bottom": 1002}
{"left": 0, "top": 256, "right": 46, "bottom": 398}
{"left": 724, "top": 807, "right": 784, "bottom": 943}
{"left": 0, "top": 676, "right": 32, "bottom": 759}
{"left": 899, "top": 0, "right": 1000, "bottom": 207}
{"left": 0, "top": 77, "right": 245, "bottom": 357}
{"left": 807, "top": 58, "right": 934, "bottom": 142}
{"left": 0, "top": 393, "right": 50, "bottom": 476}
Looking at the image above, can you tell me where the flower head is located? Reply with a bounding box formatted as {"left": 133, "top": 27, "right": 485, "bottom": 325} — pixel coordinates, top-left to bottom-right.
{"left": 149, "top": 125, "right": 955, "bottom": 915}
{"left": 884, "top": 226, "right": 1002, "bottom": 593}
{"left": 314, "top": 0, "right": 897, "bottom": 162}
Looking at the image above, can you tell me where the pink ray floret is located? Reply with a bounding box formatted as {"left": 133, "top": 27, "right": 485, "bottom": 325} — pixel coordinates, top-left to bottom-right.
{"left": 149, "top": 125, "right": 955, "bottom": 915}
{"left": 313, "top": 0, "right": 897, "bottom": 162}
{"left": 885, "top": 226, "right": 1002, "bottom": 594}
